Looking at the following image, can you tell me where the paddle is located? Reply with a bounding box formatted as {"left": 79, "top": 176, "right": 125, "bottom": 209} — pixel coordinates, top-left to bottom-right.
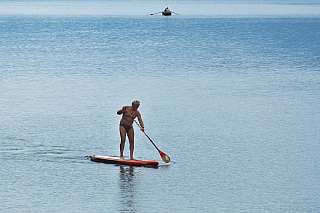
{"left": 150, "top": 12, "right": 162, "bottom": 15}
{"left": 126, "top": 109, "right": 170, "bottom": 163}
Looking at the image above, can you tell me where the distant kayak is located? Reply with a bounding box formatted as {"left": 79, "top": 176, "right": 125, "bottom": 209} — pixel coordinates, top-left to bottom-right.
{"left": 90, "top": 155, "right": 159, "bottom": 166}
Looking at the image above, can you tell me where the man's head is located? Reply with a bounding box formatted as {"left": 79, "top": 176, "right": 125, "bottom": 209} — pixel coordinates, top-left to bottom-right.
{"left": 132, "top": 100, "right": 140, "bottom": 110}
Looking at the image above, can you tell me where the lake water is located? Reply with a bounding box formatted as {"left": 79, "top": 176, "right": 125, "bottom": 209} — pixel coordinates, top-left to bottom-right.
{"left": 0, "top": 0, "right": 319, "bottom": 212}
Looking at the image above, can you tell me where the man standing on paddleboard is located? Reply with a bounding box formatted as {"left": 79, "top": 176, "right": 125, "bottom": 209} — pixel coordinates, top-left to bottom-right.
{"left": 117, "top": 100, "right": 145, "bottom": 160}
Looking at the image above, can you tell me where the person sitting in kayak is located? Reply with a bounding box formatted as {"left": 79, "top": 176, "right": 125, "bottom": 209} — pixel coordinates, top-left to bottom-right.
{"left": 117, "top": 100, "right": 144, "bottom": 160}
{"left": 164, "top": 7, "right": 169, "bottom": 13}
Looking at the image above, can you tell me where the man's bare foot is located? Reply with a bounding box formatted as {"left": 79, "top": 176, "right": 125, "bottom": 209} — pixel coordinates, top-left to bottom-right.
{"left": 120, "top": 156, "right": 125, "bottom": 159}
{"left": 130, "top": 158, "right": 136, "bottom": 160}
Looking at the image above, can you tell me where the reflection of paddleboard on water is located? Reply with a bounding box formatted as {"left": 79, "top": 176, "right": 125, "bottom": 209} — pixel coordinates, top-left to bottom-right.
{"left": 90, "top": 155, "right": 159, "bottom": 166}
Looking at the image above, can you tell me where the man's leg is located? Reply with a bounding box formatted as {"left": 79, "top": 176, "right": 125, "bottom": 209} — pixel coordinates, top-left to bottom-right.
{"left": 119, "top": 126, "right": 126, "bottom": 159}
{"left": 127, "top": 128, "right": 135, "bottom": 160}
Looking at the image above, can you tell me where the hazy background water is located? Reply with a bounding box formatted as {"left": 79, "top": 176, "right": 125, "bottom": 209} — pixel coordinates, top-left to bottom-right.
{"left": 0, "top": 1, "right": 319, "bottom": 212}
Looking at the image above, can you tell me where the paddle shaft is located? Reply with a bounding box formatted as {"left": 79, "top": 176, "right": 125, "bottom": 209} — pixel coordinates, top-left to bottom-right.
{"left": 134, "top": 119, "right": 161, "bottom": 152}
{"left": 124, "top": 108, "right": 170, "bottom": 163}
{"left": 125, "top": 109, "right": 160, "bottom": 151}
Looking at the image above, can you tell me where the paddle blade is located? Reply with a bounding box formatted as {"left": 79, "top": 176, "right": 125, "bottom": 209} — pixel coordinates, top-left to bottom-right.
{"left": 159, "top": 151, "right": 170, "bottom": 163}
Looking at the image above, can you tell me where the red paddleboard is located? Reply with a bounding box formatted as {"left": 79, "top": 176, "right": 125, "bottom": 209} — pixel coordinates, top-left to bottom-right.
{"left": 90, "top": 155, "right": 159, "bottom": 166}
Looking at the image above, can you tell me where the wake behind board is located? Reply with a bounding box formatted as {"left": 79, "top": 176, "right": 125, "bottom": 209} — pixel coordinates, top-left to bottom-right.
{"left": 90, "top": 155, "right": 159, "bottom": 166}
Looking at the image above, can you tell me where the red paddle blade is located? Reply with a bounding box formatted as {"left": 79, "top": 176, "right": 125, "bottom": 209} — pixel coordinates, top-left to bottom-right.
{"left": 159, "top": 151, "right": 170, "bottom": 163}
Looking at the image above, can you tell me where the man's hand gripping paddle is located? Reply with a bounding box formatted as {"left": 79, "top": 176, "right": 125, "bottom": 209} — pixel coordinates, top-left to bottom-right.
{"left": 126, "top": 109, "right": 170, "bottom": 163}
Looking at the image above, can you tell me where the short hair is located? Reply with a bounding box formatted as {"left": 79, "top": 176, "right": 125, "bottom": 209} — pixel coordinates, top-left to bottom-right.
{"left": 132, "top": 100, "right": 140, "bottom": 106}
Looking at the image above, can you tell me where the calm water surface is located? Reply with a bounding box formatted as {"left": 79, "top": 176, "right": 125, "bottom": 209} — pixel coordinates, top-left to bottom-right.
{"left": 0, "top": 1, "right": 319, "bottom": 212}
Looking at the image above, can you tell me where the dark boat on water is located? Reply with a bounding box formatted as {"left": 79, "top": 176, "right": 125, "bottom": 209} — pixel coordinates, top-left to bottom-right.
{"left": 150, "top": 7, "right": 179, "bottom": 16}
{"left": 162, "top": 7, "right": 171, "bottom": 16}
{"left": 162, "top": 11, "right": 172, "bottom": 16}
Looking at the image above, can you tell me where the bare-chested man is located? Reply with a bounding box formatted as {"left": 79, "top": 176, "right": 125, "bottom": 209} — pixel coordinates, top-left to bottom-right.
{"left": 117, "top": 100, "right": 144, "bottom": 160}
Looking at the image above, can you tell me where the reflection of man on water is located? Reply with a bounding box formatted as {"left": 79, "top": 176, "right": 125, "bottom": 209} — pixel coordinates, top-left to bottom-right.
{"left": 119, "top": 166, "right": 136, "bottom": 211}
{"left": 119, "top": 166, "right": 135, "bottom": 183}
